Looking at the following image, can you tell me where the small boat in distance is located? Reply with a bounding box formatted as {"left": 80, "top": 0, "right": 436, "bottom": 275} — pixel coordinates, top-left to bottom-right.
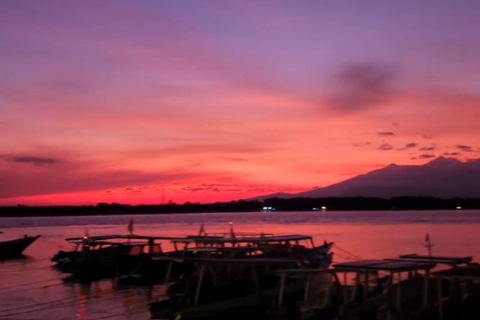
{"left": 0, "top": 233, "right": 40, "bottom": 258}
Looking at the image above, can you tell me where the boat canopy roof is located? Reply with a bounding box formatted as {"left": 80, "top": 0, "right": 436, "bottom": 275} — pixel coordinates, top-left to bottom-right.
{"left": 276, "top": 268, "right": 335, "bottom": 275}
{"left": 333, "top": 259, "right": 436, "bottom": 272}
{"left": 171, "top": 236, "right": 227, "bottom": 243}
{"left": 66, "top": 234, "right": 177, "bottom": 242}
{"left": 181, "top": 246, "right": 278, "bottom": 253}
{"left": 69, "top": 239, "right": 166, "bottom": 248}
{"left": 179, "top": 257, "right": 301, "bottom": 265}
{"left": 433, "top": 264, "right": 480, "bottom": 279}
{"left": 254, "top": 234, "right": 313, "bottom": 242}
{"left": 399, "top": 253, "right": 473, "bottom": 265}
{"left": 171, "top": 234, "right": 312, "bottom": 244}
{"left": 68, "top": 239, "right": 123, "bottom": 246}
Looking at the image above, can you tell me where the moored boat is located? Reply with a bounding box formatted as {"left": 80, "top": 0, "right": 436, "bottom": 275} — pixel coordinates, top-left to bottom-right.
{"left": 54, "top": 234, "right": 175, "bottom": 282}
{"left": 150, "top": 257, "right": 304, "bottom": 320}
{"left": 0, "top": 233, "right": 40, "bottom": 258}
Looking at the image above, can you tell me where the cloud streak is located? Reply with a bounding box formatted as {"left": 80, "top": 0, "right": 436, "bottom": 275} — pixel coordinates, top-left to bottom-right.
{"left": 419, "top": 154, "right": 435, "bottom": 159}
{"left": 456, "top": 144, "right": 474, "bottom": 152}
{"left": 377, "top": 132, "right": 395, "bottom": 136}
{"left": 378, "top": 143, "right": 394, "bottom": 151}
{"left": 4, "top": 156, "right": 63, "bottom": 166}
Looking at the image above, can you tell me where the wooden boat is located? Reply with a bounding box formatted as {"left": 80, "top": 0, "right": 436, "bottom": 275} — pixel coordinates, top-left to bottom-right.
{"left": 433, "top": 264, "right": 480, "bottom": 320}
{"left": 120, "top": 242, "right": 291, "bottom": 285}
{"left": 55, "top": 234, "right": 176, "bottom": 282}
{"left": 0, "top": 233, "right": 40, "bottom": 258}
{"left": 270, "top": 259, "right": 439, "bottom": 320}
{"left": 269, "top": 268, "right": 341, "bottom": 320}
{"left": 332, "top": 259, "right": 437, "bottom": 320}
{"left": 54, "top": 229, "right": 333, "bottom": 284}
{"left": 150, "top": 257, "right": 304, "bottom": 320}
{"left": 121, "top": 232, "right": 333, "bottom": 286}
{"left": 171, "top": 234, "right": 334, "bottom": 268}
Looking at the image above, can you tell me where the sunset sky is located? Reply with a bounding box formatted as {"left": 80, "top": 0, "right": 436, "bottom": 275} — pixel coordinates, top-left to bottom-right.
{"left": 1, "top": 0, "right": 479, "bottom": 205}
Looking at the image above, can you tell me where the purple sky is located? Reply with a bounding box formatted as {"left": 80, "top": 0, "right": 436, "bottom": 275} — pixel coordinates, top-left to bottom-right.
{"left": 1, "top": 0, "right": 479, "bottom": 204}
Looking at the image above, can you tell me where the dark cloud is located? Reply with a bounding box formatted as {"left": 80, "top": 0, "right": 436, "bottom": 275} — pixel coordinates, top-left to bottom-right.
{"left": 181, "top": 183, "right": 233, "bottom": 194}
{"left": 397, "top": 143, "right": 418, "bottom": 151}
{"left": 4, "top": 156, "right": 63, "bottom": 166}
{"left": 419, "top": 146, "right": 435, "bottom": 151}
{"left": 353, "top": 141, "right": 372, "bottom": 147}
{"left": 392, "top": 122, "right": 400, "bottom": 126}
{"left": 444, "top": 152, "right": 461, "bottom": 156}
{"left": 329, "top": 62, "right": 395, "bottom": 112}
{"left": 377, "top": 132, "right": 394, "bottom": 136}
{"left": 123, "top": 187, "right": 143, "bottom": 194}
{"left": 456, "top": 144, "right": 474, "bottom": 152}
{"left": 378, "top": 143, "right": 393, "bottom": 151}
{"left": 419, "top": 154, "right": 435, "bottom": 159}
{"left": 422, "top": 135, "right": 433, "bottom": 139}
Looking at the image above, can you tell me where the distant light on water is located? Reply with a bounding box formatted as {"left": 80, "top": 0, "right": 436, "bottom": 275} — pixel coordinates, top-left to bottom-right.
{"left": 457, "top": 206, "right": 462, "bottom": 210}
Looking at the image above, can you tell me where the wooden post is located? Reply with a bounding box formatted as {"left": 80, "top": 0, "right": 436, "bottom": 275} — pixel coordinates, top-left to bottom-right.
{"left": 352, "top": 272, "right": 359, "bottom": 301}
{"left": 194, "top": 264, "right": 205, "bottom": 306}
{"left": 437, "top": 277, "right": 444, "bottom": 320}
{"left": 304, "top": 273, "right": 311, "bottom": 300}
{"left": 278, "top": 273, "right": 286, "bottom": 306}
{"left": 148, "top": 239, "right": 154, "bottom": 256}
{"left": 165, "top": 260, "right": 174, "bottom": 283}
{"left": 423, "top": 269, "right": 430, "bottom": 306}
{"left": 450, "top": 278, "right": 455, "bottom": 299}
{"left": 323, "top": 275, "right": 331, "bottom": 307}
{"left": 251, "top": 265, "right": 260, "bottom": 291}
{"left": 364, "top": 272, "right": 369, "bottom": 299}
{"left": 396, "top": 272, "right": 402, "bottom": 312}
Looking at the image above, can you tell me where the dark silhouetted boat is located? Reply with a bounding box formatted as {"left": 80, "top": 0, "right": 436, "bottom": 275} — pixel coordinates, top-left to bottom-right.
{"left": 150, "top": 257, "right": 304, "bottom": 320}
{"left": 0, "top": 233, "right": 40, "bottom": 258}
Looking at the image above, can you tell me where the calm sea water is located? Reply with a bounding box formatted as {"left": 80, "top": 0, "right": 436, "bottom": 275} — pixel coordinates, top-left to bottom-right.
{"left": 0, "top": 210, "right": 479, "bottom": 320}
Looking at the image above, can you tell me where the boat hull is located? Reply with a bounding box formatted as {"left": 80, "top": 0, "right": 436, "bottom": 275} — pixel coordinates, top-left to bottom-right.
{"left": 0, "top": 235, "right": 40, "bottom": 258}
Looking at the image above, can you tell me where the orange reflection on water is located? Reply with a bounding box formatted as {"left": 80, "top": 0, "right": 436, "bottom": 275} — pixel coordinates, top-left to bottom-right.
{"left": 76, "top": 295, "right": 88, "bottom": 319}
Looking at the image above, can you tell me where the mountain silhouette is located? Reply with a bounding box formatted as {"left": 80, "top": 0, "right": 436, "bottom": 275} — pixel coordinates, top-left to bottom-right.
{"left": 258, "top": 157, "right": 480, "bottom": 199}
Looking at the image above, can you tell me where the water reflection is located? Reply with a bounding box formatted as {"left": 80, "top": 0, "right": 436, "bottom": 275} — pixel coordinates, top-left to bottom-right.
{"left": 76, "top": 295, "right": 87, "bottom": 319}
{"left": 0, "top": 211, "right": 480, "bottom": 319}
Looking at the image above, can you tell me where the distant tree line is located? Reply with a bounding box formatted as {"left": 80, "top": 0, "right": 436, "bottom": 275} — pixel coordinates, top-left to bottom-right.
{"left": 1, "top": 197, "right": 480, "bottom": 217}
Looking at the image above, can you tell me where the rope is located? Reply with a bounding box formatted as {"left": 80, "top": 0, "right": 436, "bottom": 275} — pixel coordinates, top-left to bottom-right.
{"left": 333, "top": 244, "right": 363, "bottom": 260}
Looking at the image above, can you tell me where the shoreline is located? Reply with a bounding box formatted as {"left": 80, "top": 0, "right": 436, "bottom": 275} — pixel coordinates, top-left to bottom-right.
{"left": 1, "top": 196, "right": 480, "bottom": 218}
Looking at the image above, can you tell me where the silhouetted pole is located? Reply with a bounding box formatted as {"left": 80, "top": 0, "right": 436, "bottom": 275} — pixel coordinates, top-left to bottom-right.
{"left": 424, "top": 233, "right": 433, "bottom": 257}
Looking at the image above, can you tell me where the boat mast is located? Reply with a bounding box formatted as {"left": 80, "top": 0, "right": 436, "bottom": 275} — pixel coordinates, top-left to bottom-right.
{"left": 424, "top": 233, "right": 433, "bottom": 257}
